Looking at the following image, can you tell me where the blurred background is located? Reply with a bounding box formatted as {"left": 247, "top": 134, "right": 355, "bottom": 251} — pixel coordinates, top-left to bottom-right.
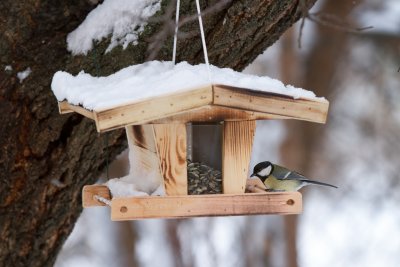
{"left": 55, "top": 0, "right": 400, "bottom": 266}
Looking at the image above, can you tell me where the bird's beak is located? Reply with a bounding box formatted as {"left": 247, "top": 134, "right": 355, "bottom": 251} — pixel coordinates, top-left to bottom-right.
{"left": 250, "top": 173, "right": 256, "bottom": 179}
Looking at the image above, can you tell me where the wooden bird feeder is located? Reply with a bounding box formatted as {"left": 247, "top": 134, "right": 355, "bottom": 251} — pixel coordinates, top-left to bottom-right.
{"left": 59, "top": 84, "right": 329, "bottom": 220}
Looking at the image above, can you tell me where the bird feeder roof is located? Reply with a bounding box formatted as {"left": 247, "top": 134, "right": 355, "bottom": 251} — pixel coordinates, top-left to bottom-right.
{"left": 53, "top": 61, "right": 329, "bottom": 132}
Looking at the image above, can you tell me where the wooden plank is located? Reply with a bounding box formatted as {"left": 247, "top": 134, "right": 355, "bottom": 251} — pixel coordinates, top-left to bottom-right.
{"left": 150, "top": 105, "right": 289, "bottom": 124}
{"left": 110, "top": 192, "right": 302, "bottom": 220}
{"left": 82, "top": 185, "right": 111, "bottom": 207}
{"left": 58, "top": 101, "right": 74, "bottom": 114}
{"left": 95, "top": 86, "right": 213, "bottom": 132}
{"left": 222, "top": 120, "right": 256, "bottom": 194}
{"left": 213, "top": 85, "right": 329, "bottom": 124}
{"left": 153, "top": 124, "right": 188, "bottom": 196}
{"left": 58, "top": 101, "right": 96, "bottom": 120}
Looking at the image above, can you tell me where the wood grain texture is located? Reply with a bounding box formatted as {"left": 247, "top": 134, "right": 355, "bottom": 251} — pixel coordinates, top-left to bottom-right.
{"left": 58, "top": 101, "right": 96, "bottom": 120}
{"left": 153, "top": 124, "right": 188, "bottom": 196}
{"left": 222, "top": 120, "right": 256, "bottom": 194}
{"left": 58, "top": 101, "right": 74, "bottom": 114}
{"left": 213, "top": 85, "right": 329, "bottom": 123}
{"left": 95, "top": 86, "right": 213, "bottom": 132}
{"left": 82, "top": 185, "right": 111, "bottom": 207}
{"left": 58, "top": 83, "right": 328, "bottom": 133}
{"left": 151, "top": 105, "right": 289, "bottom": 124}
{"left": 110, "top": 192, "right": 302, "bottom": 220}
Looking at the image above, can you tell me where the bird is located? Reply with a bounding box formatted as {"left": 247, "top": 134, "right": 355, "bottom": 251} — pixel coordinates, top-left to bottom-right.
{"left": 250, "top": 161, "right": 337, "bottom": 192}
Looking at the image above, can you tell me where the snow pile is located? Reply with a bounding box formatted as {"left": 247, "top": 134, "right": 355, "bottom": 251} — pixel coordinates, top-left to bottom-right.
{"left": 67, "top": 0, "right": 161, "bottom": 55}
{"left": 17, "top": 67, "right": 32, "bottom": 83}
{"left": 106, "top": 129, "right": 165, "bottom": 198}
{"left": 106, "top": 169, "right": 165, "bottom": 197}
{"left": 52, "top": 61, "right": 322, "bottom": 111}
{"left": 107, "top": 178, "right": 165, "bottom": 197}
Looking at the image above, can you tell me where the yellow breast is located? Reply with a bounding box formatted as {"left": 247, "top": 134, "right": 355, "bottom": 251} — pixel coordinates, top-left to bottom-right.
{"left": 264, "top": 176, "right": 302, "bottom": 192}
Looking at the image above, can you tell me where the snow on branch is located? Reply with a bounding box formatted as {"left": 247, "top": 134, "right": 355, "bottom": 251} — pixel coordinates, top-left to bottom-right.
{"left": 67, "top": 0, "right": 161, "bottom": 55}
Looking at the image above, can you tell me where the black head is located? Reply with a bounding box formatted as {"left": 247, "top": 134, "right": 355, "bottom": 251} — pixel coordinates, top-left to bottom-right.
{"left": 251, "top": 161, "right": 274, "bottom": 182}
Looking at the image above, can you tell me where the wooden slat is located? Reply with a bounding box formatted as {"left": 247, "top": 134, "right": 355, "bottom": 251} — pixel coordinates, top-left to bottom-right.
{"left": 222, "top": 120, "right": 256, "bottom": 194}
{"left": 153, "top": 124, "right": 188, "bottom": 196}
{"left": 82, "top": 185, "right": 111, "bottom": 207}
{"left": 95, "top": 86, "right": 213, "bottom": 132}
{"left": 150, "top": 105, "right": 289, "bottom": 124}
{"left": 110, "top": 192, "right": 302, "bottom": 220}
{"left": 213, "top": 85, "right": 329, "bottom": 123}
{"left": 58, "top": 101, "right": 74, "bottom": 114}
{"left": 58, "top": 101, "right": 96, "bottom": 120}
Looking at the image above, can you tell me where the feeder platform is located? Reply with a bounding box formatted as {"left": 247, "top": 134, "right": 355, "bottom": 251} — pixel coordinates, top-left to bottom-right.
{"left": 82, "top": 181, "right": 302, "bottom": 220}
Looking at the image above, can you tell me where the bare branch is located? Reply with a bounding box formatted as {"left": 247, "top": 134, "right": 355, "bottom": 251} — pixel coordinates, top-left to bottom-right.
{"left": 308, "top": 12, "right": 373, "bottom": 33}
{"left": 297, "top": 4, "right": 373, "bottom": 49}
{"left": 297, "top": 0, "right": 309, "bottom": 49}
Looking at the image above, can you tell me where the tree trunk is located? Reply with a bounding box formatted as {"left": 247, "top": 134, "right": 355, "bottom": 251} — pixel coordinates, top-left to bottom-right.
{"left": 0, "top": 0, "right": 316, "bottom": 266}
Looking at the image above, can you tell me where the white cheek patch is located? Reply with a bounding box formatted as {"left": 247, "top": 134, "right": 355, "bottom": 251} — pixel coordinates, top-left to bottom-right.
{"left": 258, "top": 165, "right": 272, "bottom": 177}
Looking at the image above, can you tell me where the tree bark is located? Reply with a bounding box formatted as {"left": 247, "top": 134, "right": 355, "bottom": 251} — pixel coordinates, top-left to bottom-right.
{"left": 0, "top": 0, "right": 316, "bottom": 266}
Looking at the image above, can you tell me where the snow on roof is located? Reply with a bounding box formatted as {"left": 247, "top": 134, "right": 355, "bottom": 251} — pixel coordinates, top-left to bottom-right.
{"left": 51, "top": 61, "right": 323, "bottom": 111}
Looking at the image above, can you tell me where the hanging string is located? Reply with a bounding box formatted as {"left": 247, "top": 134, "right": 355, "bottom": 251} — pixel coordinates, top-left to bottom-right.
{"left": 172, "top": 0, "right": 212, "bottom": 80}
{"left": 195, "top": 0, "right": 212, "bottom": 82}
{"left": 172, "top": 0, "right": 181, "bottom": 64}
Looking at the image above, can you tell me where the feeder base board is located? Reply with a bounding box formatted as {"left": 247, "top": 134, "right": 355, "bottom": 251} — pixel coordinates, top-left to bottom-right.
{"left": 82, "top": 185, "right": 302, "bottom": 220}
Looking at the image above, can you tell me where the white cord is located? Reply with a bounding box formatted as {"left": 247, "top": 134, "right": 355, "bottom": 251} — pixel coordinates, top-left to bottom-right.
{"left": 94, "top": 195, "right": 112, "bottom": 206}
{"left": 172, "top": 0, "right": 180, "bottom": 64}
{"left": 172, "top": 0, "right": 212, "bottom": 81}
{"left": 195, "top": 0, "right": 212, "bottom": 82}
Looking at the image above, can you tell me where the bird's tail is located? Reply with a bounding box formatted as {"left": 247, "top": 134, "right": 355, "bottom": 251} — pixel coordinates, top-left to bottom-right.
{"left": 302, "top": 179, "right": 338, "bottom": 189}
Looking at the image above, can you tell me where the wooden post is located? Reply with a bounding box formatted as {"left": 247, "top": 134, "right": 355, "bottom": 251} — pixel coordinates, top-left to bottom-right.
{"left": 222, "top": 120, "right": 256, "bottom": 194}
{"left": 153, "top": 124, "right": 188, "bottom": 195}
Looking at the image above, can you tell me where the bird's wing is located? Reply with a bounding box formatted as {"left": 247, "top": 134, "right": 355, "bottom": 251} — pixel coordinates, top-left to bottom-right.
{"left": 273, "top": 164, "right": 307, "bottom": 180}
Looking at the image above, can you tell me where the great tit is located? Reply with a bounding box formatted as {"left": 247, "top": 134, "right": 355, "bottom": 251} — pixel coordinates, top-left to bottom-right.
{"left": 250, "top": 161, "right": 337, "bottom": 192}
